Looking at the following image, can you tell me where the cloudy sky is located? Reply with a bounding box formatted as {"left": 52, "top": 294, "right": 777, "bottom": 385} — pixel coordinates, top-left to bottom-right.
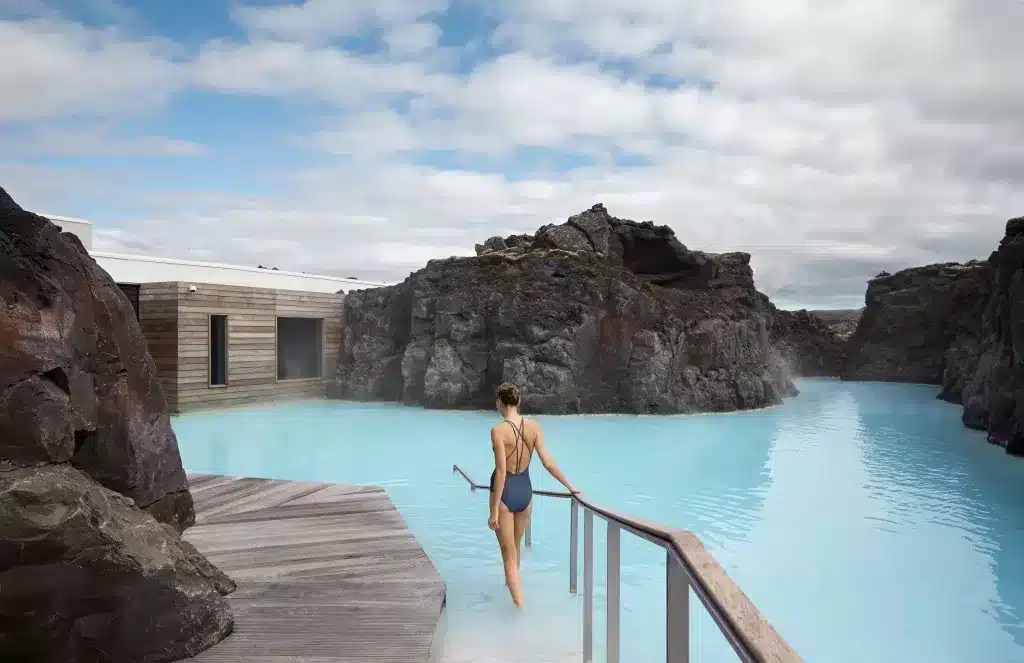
{"left": 1, "top": 0, "right": 1021, "bottom": 309}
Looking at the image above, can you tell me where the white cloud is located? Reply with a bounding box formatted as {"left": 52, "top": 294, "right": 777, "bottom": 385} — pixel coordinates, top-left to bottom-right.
{"left": 0, "top": 19, "right": 182, "bottom": 121}
{"left": 0, "top": 125, "right": 206, "bottom": 157}
{"left": 384, "top": 21, "right": 442, "bottom": 56}
{"left": 190, "top": 38, "right": 457, "bottom": 107}
{"left": 3, "top": 0, "right": 1023, "bottom": 308}
{"left": 232, "top": 0, "right": 449, "bottom": 43}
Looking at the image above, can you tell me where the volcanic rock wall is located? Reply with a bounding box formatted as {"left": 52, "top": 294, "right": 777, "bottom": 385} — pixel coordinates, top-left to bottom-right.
{"left": 843, "top": 217, "right": 1024, "bottom": 455}
{"left": 333, "top": 204, "right": 835, "bottom": 414}
{"left": 0, "top": 186, "right": 235, "bottom": 662}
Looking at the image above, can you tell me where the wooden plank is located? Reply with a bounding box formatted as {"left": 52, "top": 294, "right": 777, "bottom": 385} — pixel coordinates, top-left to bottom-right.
{"left": 183, "top": 474, "right": 445, "bottom": 663}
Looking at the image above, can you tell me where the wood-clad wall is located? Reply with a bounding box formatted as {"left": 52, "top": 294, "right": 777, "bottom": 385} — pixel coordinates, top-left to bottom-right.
{"left": 139, "top": 282, "right": 181, "bottom": 411}
{"left": 137, "top": 282, "right": 343, "bottom": 413}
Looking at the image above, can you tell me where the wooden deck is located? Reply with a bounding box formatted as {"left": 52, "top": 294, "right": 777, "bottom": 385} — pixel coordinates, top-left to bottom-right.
{"left": 181, "top": 474, "right": 447, "bottom": 663}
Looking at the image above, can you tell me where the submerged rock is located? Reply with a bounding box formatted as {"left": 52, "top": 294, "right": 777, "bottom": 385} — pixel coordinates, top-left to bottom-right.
{"left": 843, "top": 215, "right": 1024, "bottom": 455}
{"left": 0, "top": 465, "right": 234, "bottom": 663}
{"left": 0, "top": 186, "right": 234, "bottom": 661}
{"left": 336, "top": 204, "right": 800, "bottom": 414}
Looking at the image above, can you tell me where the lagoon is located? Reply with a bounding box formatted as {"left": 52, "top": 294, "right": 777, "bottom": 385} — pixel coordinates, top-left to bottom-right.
{"left": 174, "top": 379, "right": 1024, "bottom": 663}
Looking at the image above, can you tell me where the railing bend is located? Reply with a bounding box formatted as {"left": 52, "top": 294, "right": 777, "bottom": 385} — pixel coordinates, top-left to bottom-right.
{"left": 452, "top": 463, "right": 803, "bottom": 663}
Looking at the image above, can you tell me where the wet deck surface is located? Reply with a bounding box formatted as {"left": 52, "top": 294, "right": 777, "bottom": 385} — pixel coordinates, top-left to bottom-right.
{"left": 182, "top": 474, "right": 446, "bottom": 662}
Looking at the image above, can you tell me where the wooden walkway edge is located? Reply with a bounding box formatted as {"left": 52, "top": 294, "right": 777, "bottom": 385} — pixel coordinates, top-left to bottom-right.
{"left": 181, "top": 474, "right": 447, "bottom": 662}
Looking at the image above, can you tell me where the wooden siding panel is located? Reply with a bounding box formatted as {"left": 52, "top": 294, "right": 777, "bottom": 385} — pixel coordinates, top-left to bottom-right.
{"left": 138, "top": 282, "right": 181, "bottom": 412}
{"left": 162, "top": 283, "right": 344, "bottom": 413}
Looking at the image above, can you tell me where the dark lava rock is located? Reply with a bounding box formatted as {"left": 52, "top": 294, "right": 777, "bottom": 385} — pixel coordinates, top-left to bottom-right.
{"left": 808, "top": 308, "right": 863, "bottom": 342}
{"left": 842, "top": 262, "right": 988, "bottom": 383}
{"left": 843, "top": 215, "right": 1024, "bottom": 456}
{"left": 0, "top": 185, "right": 193, "bottom": 531}
{"left": 939, "top": 218, "right": 1024, "bottom": 455}
{"left": 336, "top": 204, "right": 799, "bottom": 414}
{"left": 763, "top": 298, "right": 847, "bottom": 377}
{"left": 0, "top": 465, "right": 234, "bottom": 663}
{"left": 0, "top": 186, "right": 235, "bottom": 661}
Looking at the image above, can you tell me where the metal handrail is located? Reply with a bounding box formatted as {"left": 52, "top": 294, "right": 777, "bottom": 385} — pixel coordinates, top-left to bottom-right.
{"left": 453, "top": 463, "right": 804, "bottom": 663}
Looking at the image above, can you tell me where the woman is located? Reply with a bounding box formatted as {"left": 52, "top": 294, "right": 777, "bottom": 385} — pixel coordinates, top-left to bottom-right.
{"left": 488, "top": 381, "right": 579, "bottom": 608}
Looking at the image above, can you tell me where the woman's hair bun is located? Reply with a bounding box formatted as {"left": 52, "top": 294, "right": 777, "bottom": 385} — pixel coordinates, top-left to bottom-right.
{"left": 496, "top": 382, "right": 521, "bottom": 406}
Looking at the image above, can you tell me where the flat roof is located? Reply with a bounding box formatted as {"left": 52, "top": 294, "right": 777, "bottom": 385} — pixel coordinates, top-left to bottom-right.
{"left": 92, "top": 251, "right": 390, "bottom": 288}
{"left": 42, "top": 213, "right": 94, "bottom": 226}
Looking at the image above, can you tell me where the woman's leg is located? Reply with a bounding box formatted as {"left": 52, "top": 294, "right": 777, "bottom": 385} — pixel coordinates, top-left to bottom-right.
{"left": 512, "top": 502, "right": 532, "bottom": 570}
{"left": 494, "top": 504, "right": 524, "bottom": 607}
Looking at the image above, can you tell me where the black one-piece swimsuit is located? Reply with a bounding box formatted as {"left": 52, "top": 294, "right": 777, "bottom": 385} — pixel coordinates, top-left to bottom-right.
{"left": 489, "top": 418, "right": 533, "bottom": 513}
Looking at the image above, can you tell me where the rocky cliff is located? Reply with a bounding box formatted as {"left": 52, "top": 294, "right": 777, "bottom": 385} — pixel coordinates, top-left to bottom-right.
{"left": 764, "top": 299, "right": 848, "bottom": 377}
{"left": 334, "top": 204, "right": 814, "bottom": 414}
{"left": 0, "top": 186, "right": 234, "bottom": 661}
{"left": 809, "top": 309, "right": 862, "bottom": 341}
{"left": 843, "top": 262, "right": 988, "bottom": 383}
{"left": 940, "top": 218, "right": 1024, "bottom": 455}
{"left": 843, "top": 216, "right": 1024, "bottom": 456}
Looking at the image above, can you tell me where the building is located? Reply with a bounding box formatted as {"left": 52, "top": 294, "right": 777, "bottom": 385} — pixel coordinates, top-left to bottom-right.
{"left": 46, "top": 214, "right": 390, "bottom": 413}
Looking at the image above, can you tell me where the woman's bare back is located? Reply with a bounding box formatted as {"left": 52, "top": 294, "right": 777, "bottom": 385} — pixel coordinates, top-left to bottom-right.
{"left": 492, "top": 417, "right": 537, "bottom": 473}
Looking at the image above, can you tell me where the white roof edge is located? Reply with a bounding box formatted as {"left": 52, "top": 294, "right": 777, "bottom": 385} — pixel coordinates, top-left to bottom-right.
{"left": 90, "top": 251, "right": 391, "bottom": 287}
{"left": 42, "top": 213, "right": 94, "bottom": 225}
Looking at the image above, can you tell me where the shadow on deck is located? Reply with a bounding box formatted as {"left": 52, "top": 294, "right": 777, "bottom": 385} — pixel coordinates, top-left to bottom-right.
{"left": 181, "top": 474, "right": 447, "bottom": 663}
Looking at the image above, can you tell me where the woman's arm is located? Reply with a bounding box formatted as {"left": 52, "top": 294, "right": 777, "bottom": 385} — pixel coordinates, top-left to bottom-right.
{"left": 489, "top": 427, "right": 506, "bottom": 527}
{"left": 533, "top": 425, "right": 579, "bottom": 493}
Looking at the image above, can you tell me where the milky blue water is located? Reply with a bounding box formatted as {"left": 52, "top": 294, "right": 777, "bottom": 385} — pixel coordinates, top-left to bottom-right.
{"left": 173, "top": 380, "right": 1024, "bottom": 663}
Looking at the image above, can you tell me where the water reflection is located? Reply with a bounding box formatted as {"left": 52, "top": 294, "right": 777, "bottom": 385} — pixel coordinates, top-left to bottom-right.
{"left": 852, "top": 382, "right": 1024, "bottom": 655}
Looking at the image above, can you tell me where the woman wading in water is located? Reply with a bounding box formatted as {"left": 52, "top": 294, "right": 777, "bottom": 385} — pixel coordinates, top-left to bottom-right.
{"left": 488, "top": 382, "right": 579, "bottom": 607}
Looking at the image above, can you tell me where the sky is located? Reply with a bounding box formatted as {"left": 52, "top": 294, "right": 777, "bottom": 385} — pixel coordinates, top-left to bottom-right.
{"left": 1, "top": 0, "right": 1022, "bottom": 309}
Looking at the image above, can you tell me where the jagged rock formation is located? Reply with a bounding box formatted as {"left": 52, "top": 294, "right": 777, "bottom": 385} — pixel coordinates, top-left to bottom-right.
{"left": 763, "top": 299, "right": 847, "bottom": 377}
{"left": 939, "top": 219, "right": 1024, "bottom": 455}
{"left": 843, "top": 262, "right": 988, "bottom": 383}
{"left": 0, "top": 186, "right": 234, "bottom": 661}
{"left": 335, "top": 204, "right": 802, "bottom": 414}
{"left": 843, "top": 216, "right": 1024, "bottom": 455}
{"left": 809, "top": 309, "right": 862, "bottom": 341}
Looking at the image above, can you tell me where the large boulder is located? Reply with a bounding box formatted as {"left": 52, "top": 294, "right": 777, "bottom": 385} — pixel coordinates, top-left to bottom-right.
{"left": 0, "top": 465, "right": 234, "bottom": 663}
{"left": 842, "top": 262, "right": 988, "bottom": 383}
{"left": 0, "top": 186, "right": 193, "bottom": 531}
{"left": 0, "top": 186, "right": 235, "bottom": 661}
{"left": 336, "top": 204, "right": 797, "bottom": 414}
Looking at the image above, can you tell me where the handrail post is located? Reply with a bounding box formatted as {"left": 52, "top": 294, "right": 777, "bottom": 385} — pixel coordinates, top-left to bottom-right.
{"left": 666, "top": 551, "right": 690, "bottom": 663}
{"left": 451, "top": 463, "right": 803, "bottom": 663}
{"left": 569, "top": 499, "right": 578, "bottom": 594}
{"left": 607, "top": 523, "right": 621, "bottom": 663}
{"left": 583, "top": 508, "right": 594, "bottom": 662}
